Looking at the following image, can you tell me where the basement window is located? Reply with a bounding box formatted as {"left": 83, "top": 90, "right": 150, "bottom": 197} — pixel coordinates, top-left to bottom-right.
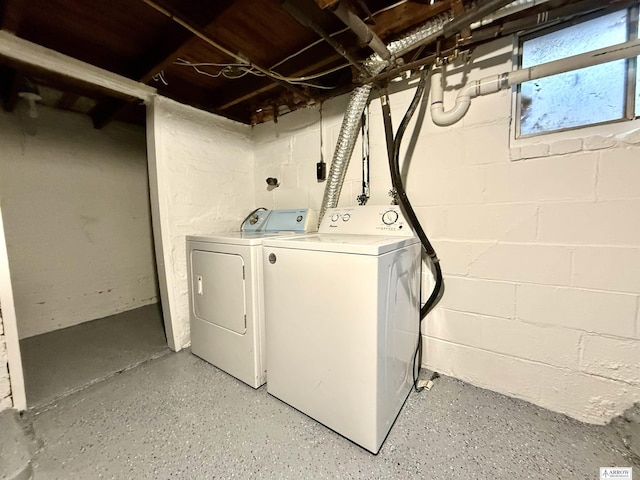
{"left": 516, "top": 6, "right": 640, "bottom": 138}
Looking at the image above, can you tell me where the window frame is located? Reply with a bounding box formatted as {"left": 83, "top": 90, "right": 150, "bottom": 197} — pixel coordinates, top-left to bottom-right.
{"left": 514, "top": 3, "right": 640, "bottom": 139}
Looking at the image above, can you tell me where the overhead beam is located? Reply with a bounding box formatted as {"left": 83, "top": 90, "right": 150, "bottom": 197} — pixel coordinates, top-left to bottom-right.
{"left": 0, "top": 31, "right": 156, "bottom": 101}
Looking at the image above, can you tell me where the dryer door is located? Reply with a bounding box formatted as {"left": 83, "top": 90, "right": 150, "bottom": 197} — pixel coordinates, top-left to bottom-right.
{"left": 191, "top": 250, "right": 247, "bottom": 334}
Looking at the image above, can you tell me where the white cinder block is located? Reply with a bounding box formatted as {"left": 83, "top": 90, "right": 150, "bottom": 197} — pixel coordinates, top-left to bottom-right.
{"left": 425, "top": 309, "right": 581, "bottom": 369}
{"left": 549, "top": 138, "right": 583, "bottom": 156}
{"left": 537, "top": 364, "right": 640, "bottom": 424}
{"left": 413, "top": 206, "right": 447, "bottom": 239}
{"left": 406, "top": 166, "right": 485, "bottom": 206}
{"left": 597, "top": 148, "right": 640, "bottom": 200}
{"left": 307, "top": 183, "right": 326, "bottom": 212}
{"left": 461, "top": 91, "right": 512, "bottom": 127}
{"left": 469, "top": 243, "right": 572, "bottom": 285}
{"left": 462, "top": 122, "right": 510, "bottom": 165}
{"left": 538, "top": 200, "right": 640, "bottom": 246}
{"left": 484, "top": 153, "right": 597, "bottom": 203}
{"left": 445, "top": 203, "right": 538, "bottom": 242}
{"left": 422, "top": 337, "right": 542, "bottom": 403}
{"left": 509, "top": 147, "right": 521, "bottom": 161}
{"left": 276, "top": 106, "right": 320, "bottom": 134}
{"left": 580, "top": 336, "right": 640, "bottom": 384}
{"left": 291, "top": 130, "right": 321, "bottom": 166}
{"left": 572, "top": 247, "right": 640, "bottom": 294}
{"left": 519, "top": 143, "right": 550, "bottom": 159}
{"left": 583, "top": 135, "right": 616, "bottom": 151}
{"left": 618, "top": 128, "right": 640, "bottom": 146}
{"left": 437, "top": 276, "right": 516, "bottom": 319}
{"left": 281, "top": 165, "right": 299, "bottom": 188}
{"left": 406, "top": 130, "right": 466, "bottom": 172}
{"left": 0, "top": 375, "right": 9, "bottom": 397}
{"left": 254, "top": 190, "right": 275, "bottom": 211}
{"left": 0, "top": 396, "right": 12, "bottom": 411}
{"left": 255, "top": 137, "right": 291, "bottom": 165}
{"left": 273, "top": 188, "right": 309, "bottom": 209}
{"left": 431, "top": 240, "right": 472, "bottom": 276}
{"left": 516, "top": 284, "right": 637, "bottom": 338}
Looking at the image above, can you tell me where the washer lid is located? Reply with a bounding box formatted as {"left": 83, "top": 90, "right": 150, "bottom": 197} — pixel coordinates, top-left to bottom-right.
{"left": 187, "top": 231, "right": 293, "bottom": 247}
{"left": 262, "top": 233, "right": 419, "bottom": 255}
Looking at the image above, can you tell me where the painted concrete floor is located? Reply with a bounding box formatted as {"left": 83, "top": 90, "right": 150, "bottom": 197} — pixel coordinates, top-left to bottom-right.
{"left": 20, "top": 303, "right": 169, "bottom": 408}
{"left": 27, "top": 351, "right": 638, "bottom": 480}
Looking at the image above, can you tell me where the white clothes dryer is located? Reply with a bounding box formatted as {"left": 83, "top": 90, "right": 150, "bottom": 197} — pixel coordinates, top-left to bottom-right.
{"left": 187, "top": 209, "right": 316, "bottom": 388}
{"left": 262, "top": 205, "right": 420, "bottom": 453}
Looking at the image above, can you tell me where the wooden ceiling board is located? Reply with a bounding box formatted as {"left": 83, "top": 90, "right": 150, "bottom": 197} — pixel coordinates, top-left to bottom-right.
{"left": 0, "top": 0, "right": 602, "bottom": 126}
{"left": 203, "top": 0, "right": 318, "bottom": 67}
{"left": 17, "top": 0, "right": 174, "bottom": 71}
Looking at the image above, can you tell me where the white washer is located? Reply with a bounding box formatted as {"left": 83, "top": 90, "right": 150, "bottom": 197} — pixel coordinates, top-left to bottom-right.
{"left": 262, "top": 205, "right": 420, "bottom": 454}
{"left": 187, "top": 209, "right": 316, "bottom": 388}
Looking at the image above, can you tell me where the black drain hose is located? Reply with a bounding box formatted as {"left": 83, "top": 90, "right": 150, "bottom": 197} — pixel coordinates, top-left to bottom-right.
{"left": 380, "top": 68, "right": 444, "bottom": 391}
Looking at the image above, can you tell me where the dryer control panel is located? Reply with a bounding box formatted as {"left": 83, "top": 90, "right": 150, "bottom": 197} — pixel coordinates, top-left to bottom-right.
{"left": 241, "top": 208, "right": 318, "bottom": 233}
{"left": 319, "top": 205, "right": 414, "bottom": 236}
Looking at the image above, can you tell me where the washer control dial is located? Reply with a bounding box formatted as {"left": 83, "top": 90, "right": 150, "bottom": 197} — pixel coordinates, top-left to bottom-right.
{"left": 330, "top": 213, "right": 340, "bottom": 222}
{"left": 382, "top": 210, "right": 399, "bottom": 225}
{"left": 342, "top": 213, "right": 351, "bottom": 222}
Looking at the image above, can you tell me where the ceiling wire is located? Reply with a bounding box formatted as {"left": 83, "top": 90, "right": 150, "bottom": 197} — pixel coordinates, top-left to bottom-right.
{"left": 143, "top": 0, "right": 416, "bottom": 89}
{"left": 172, "top": 59, "right": 347, "bottom": 88}
{"left": 142, "top": 0, "right": 339, "bottom": 88}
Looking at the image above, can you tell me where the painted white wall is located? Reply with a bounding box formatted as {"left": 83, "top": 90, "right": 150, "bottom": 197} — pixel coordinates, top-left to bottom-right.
{"left": 253, "top": 36, "right": 640, "bottom": 424}
{"left": 0, "top": 204, "right": 26, "bottom": 412}
{"left": 0, "top": 103, "right": 158, "bottom": 339}
{"left": 147, "top": 96, "right": 255, "bottom": 350}
{"left": 0, "top": 312, "right": 10, "bottom": 410}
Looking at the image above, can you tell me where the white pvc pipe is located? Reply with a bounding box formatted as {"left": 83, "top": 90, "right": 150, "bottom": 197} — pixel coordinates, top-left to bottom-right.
{"left": 431, "top": 37, "right": 640, "bottom": 126}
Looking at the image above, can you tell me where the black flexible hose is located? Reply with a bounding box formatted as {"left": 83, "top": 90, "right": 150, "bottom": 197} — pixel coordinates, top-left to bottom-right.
{"left": 380, "top": 68, "right": 445, "bottom": 391}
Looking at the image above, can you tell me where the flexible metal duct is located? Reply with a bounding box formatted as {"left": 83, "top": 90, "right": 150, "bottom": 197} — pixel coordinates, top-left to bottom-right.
{"left": 319, "top": 11, "right": 453, "bottom": 223}
{"left": 319, "top": 0, "right": 525, "bottom": 223}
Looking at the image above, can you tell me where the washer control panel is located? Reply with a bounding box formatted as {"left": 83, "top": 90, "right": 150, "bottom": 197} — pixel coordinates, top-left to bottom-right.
{"left": 320, "top": 205, "right": 413, "bottom": 236}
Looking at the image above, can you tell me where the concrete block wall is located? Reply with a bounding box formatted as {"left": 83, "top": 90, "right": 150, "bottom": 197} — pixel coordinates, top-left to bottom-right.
{"left": 253, "top": 36, "right": 640, "bottom": 424}
{"left": 0, "top": 103, "right": 159, "bottom": 339}
{"left": 0, "top": 311, "right": 10, "bottom": 411}
{"left": 148, "top": 97, "right": 254, "bottom": 349}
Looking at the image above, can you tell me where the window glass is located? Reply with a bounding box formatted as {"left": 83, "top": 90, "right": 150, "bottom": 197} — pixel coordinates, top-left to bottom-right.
{"left": 520, "top": 10, "right": 628, "bottom": 136}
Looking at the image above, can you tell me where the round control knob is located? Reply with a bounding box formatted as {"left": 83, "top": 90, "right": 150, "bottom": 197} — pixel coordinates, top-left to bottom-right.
{"left": 296, "top": 215, "right": 303, "bottom": 223}
{"left": 342, "top": 214, "right": 351, "bottom": 222}
{"left": 330, "top": 213, "right": 340, "bottom": 222}
{"left": 382, "top": 210, "right": 399, "bottom": 225}
{"left": 268, "top": 253, "right": 277, "bottom": 264}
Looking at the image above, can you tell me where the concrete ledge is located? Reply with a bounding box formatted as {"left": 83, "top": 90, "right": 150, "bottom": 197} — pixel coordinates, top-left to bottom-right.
{"left": 0, "top": 409, "right": 33, "bottom": 480}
